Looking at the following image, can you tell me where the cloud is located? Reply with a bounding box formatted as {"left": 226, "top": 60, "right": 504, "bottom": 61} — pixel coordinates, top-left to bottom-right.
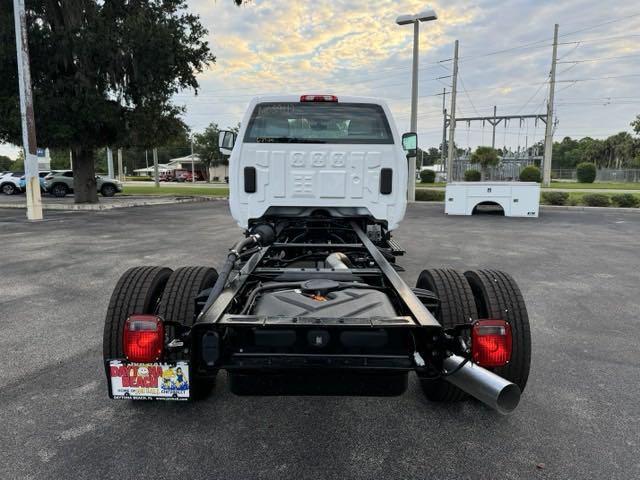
{"left": 192, "top": 0, "right": 475, "bottom": 87}
{"left": 179, "top": 0, "right": 640, "bottom": 148}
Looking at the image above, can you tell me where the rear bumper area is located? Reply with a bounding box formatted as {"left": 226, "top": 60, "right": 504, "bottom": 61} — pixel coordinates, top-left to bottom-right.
{"left": 228, "top": 370, "right": 409, "bottom": 396}
{"left": 191, "top": 315, "right": 430, "bottom": 378}
{"left": 224, "top": 353, "right": 414, "bottom": 371}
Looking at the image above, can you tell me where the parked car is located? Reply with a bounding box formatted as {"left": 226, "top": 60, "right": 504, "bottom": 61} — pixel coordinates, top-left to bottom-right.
{"left": 0, "top": 171, "right": 24, "bottom": 195}
{"left": 176, "top": 171, "right": 203, "bottom": 182}
{"left": 44, "top": 170, "right": 123, "bottom": 197}
{"left": 159, "top": 172, "right": 174, "bottom": 182}
{"left": 19, "top": 171, "right": 50, "bottom": 193}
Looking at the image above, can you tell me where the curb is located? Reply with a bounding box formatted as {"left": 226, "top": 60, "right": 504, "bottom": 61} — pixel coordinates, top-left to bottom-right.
{"left": 0, "top": 196, "right": 226, "bottom": 211}
{"left": 539, "top": 204, "right": 640, "bottom": 214}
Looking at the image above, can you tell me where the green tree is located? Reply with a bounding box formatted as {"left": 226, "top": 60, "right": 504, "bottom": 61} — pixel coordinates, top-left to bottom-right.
{"left": 419, "top": 147, "right": 440, "bottom": 166}
{"left": 193, "top": 122, "right": 224, "bottom": 171}
{"left": 631, "top": 115, "right": 640, "bottom": 135}
{"left": 470, "top": 146, "right": 500, "bottom": 180}
{"left": 605, "top": 132, "right": 635, "bottom": 169}
{"left": 0, "top": 1, "right": 246, "bottom": 203}
{"left": 519, "top": 165, "right": 541, "bottom": 182}
{"left": 0, "top": 155, "right": 13, "bottom": 171}
{"left": 576, "top": 162, "right": 597, "bottom": 183}
{"left": 464, "top": 169, "right": 481, "bottom": 181}
{"left": 419, "top": 169, "right": 435, "bottom": 183}
{"left": 10, "top": 150, "right": 25, "bottom": 171}
{"left": 49, "top": 149, "right": 71, "bottom": 170}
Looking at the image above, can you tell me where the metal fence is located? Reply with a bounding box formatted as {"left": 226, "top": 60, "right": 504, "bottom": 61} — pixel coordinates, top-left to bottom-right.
{"left": 452, "top": 158, "right": 538, "bottom": 182}
{"left": 552, "top": 169, "right": 640, "bottom": 183}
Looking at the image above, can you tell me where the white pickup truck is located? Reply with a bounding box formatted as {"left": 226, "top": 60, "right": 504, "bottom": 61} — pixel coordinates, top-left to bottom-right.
{"left": 218, "top": 94, "right": 413, "bottom": 231}
{"left": 103, "top": 94, "right": 531, "bottom": 413}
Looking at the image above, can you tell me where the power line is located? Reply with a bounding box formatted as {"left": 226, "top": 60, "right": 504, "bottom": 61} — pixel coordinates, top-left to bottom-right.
{"left": 557, "top": 53, "right": 640, "bottom": 64}
{"left": 454, "top": 42, "right": 553, "bottom": 64}
{"left": 516, "top": 79, "right": 549, "bottom": 114}
{"left": 557, "top": 73, "right": 640, "bottom": 83}
{"left": 557, "top": 41, "right": 581, "bottom": 61}
{"left": 558, "top": 95, "right": 640, "bottom": 100}
{"left": 557, "top": 12, "right": 640, "bottom": 38}
{"left": 457, "top": 73, "right": 480, "bottom": 117}
{"left": 559, "top": 33, "right": 640, "bottom": 46}
{"left": 445, "top": 12, "right": 640, "bottom": 65}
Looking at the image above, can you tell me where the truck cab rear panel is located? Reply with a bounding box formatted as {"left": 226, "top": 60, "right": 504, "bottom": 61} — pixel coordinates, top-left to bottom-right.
{"left": 227, "top": 96, "right": 408, "bottom": 230}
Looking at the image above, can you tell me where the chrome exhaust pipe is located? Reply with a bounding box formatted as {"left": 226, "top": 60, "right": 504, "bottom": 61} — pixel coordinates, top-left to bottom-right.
{"left": 326, "top": 252, "right": 351, "bottom": 270}
{"left": 442, "top": 355, "right": 521, "bottom": 414}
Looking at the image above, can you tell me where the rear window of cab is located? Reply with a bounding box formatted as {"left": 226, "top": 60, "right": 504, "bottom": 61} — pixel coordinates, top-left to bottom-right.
{"left": 244, "top": 102, "right": 394, "bottom": 144}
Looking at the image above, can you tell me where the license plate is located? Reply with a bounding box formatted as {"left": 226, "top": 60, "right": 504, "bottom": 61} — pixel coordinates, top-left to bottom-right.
{"left": 108, "top": 361, "right": 189, "bottom": 400}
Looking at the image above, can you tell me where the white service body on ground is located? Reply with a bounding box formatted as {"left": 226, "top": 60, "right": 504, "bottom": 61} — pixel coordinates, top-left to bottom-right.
{"left": 445, "top": 182, "right": 540, "bottom": 217}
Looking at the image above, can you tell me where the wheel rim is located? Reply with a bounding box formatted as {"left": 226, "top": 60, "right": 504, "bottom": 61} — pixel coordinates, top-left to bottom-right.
{"left": 2, "top": 185, "right": 13, "bottom": 194}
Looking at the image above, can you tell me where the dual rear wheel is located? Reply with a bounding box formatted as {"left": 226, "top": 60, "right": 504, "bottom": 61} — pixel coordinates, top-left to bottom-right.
{"left": 102, "top": 265, "right": 218, "bottom": 399}
{"left": 416, "top": 268, "right": 531, "bottom": 403}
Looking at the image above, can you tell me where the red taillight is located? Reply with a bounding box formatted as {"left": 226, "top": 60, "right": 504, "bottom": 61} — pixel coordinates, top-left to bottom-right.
{"left": 471, "top": 319, "right": 512, "bottom": 367}
{"left": 300, "top": 94, "right": 338, "bottom": 102}
{"left": 123, "top": 315, "right": 164, "bottom": 362}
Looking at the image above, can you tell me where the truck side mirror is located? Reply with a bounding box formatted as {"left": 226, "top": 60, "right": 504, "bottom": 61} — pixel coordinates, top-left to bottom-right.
{"left": 218, "top": 130, "right": 237, "bottom": 156}
{"left": 402, "top": 132, "right": 417, "bottom": 157}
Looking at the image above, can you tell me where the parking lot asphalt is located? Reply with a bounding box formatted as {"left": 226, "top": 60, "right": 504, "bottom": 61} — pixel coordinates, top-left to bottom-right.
{"left": 1, "top": 202, "right": 639, "bottom": 480}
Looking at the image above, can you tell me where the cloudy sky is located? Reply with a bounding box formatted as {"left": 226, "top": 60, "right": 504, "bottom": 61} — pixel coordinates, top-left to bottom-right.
{"left": 2, "top": 0, "right": 639, "bottom": 158}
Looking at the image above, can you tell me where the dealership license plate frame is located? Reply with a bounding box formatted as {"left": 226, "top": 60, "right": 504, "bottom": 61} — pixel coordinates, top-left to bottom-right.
{"left": 107, "top": 360, "right": 190, "bottom": 400}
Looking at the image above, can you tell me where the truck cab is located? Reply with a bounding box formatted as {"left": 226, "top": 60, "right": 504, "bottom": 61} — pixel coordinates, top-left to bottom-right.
{"left": 219, "top": 95, "right": 416, "bottom": 231}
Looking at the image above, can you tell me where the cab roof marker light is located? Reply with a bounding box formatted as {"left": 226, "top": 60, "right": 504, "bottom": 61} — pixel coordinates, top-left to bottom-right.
{"left": 300, "top": 95, "right": 338, "bottom": 102}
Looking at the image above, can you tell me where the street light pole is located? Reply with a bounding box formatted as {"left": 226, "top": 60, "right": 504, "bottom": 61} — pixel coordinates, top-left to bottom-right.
{"left": 396, "top": 8, "right": 437, "bottom": 203}
{"left": 408, "top": 20, "right": 419, "bottom": 203}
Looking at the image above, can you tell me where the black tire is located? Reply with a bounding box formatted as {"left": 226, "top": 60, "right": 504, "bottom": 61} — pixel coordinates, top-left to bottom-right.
{"left": 50, "top": 183, "right": 69, "bottom": 198}
{"left": 157, "top": 266, "right": 218, "bottom": 327}
{"left": 101, "top": 183, "right": 117, "bottom": 197}
{"left": 103, "top": 266, "right": 173, "bottom": 361}
{"left": 464, "top": 270, "right": 531, "bottom": 391}
{"left": 416, "top": 269, "right": 478, "bottom": 402}
{"left": 157, "top": 266, "right": 219, "bottom": 398}
{"left": 1, "top": 183, "right": 16, "bottom": 195}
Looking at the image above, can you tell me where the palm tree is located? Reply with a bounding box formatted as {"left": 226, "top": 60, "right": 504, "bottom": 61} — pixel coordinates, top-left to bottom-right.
{"left": 470, "top": 146, "right": 500, "bottom": 180}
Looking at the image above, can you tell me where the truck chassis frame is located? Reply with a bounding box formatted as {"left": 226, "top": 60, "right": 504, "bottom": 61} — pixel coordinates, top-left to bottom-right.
{"left": 104, "top": 216, "right": 529, "bottom": 413}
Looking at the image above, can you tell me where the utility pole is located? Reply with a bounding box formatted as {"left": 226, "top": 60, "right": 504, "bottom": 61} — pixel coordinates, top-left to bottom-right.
{"left": 491, "top": 106, "right": 497, "bottom": 149}
{"left": 153, "top": 148, "right": 159, "bottom": 188}
{"left": 13, "top": 0, "right": 42, "bottom": 220}
{"left": 191, "top": 139, "right": 195, "bottom": 184}
{"left": 543, "top": 24, "right": 559, "bottom": 187}
{"left": 446, "top": 40, "right": 459, "bottom": 183}
{"left": 117, "top": 148, "right": 124, "bottom": 182}
{"left": 441, "top": 88, "right": 447, "bottom": 167}
{"left": 107, "top": 147, "right": 114, "bottom": 178}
